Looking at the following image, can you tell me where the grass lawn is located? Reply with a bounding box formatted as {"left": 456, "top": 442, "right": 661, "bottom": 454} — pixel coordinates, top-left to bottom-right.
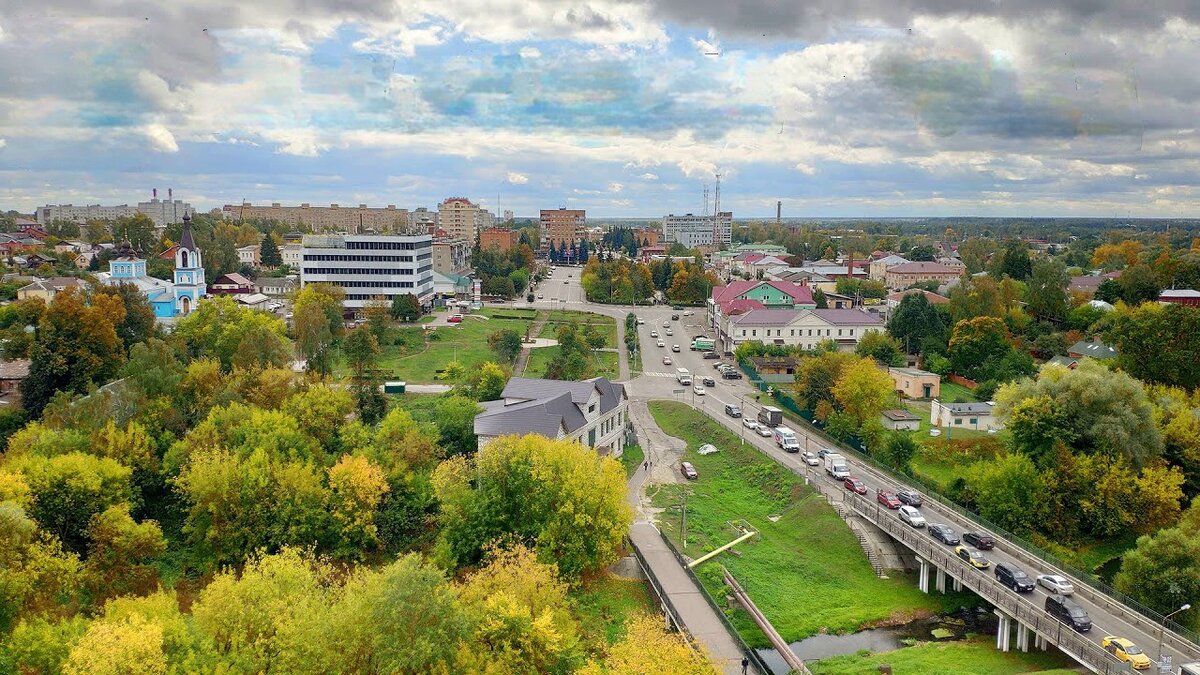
{"left": 570, "top": 572, "right": 656, "bottom": 654}
{"left": 809, "top": 636, "right": 1079, "bottom": 675}
{"left": 620, "top": 443, "right": 645, "bottom": 478}
{"left": 647, "top": 401, "right": 971, "bottom": 646}
{"left": 938, "top": 382, "right": 979, "bottom": 403}
{"left": 386, "top": 392, "right": 443, "bottom": 424}
{"left": 524, "top": 346, "right": 619, "bottom": 380}
{"left": 539, "top": 309, "right": 618, "bottom": 348}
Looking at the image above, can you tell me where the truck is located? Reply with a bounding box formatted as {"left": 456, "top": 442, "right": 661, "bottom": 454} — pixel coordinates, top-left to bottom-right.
{"left": 690, "top": 337, "right": 715, "bottom": 352}
{"left": 773, "top": 426, "right": 800, "bottom": 453}
{"left": 824, "top": 453, "right": 850, "bottom": 480}
{"left": 757, "top": 406, "right": 783, "bottom": 428}
{"left": 676, "top": 368, "right": 692, "bottom": 386}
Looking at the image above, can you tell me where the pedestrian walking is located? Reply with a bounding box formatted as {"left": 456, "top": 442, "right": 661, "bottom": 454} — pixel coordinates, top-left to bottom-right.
{"left": 643, "top": 460, "right": 648, "bottom": 470}
{"left": 741, "top": 656, "right": 749, "bottom": 674}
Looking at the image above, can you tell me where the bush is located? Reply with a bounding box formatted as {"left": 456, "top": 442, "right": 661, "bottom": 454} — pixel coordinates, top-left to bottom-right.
{"left": 973, "top": 380, "right": 999, "bottom": 401}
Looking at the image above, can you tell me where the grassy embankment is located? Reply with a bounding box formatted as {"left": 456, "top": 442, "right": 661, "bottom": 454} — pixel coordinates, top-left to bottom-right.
{"left": 809, "top": 636, "right": 1079, "bottom": 675}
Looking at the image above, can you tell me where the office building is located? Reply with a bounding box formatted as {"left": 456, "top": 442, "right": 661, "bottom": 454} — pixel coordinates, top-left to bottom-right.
{"left": 662, "top": 212, "right": 732, "bottom": 248}
{"left": 540, "top": 208, "right": 586, "bottom": 248}
{"left": 300, "top": 233, "right": 434, "bottom": 310}
{"left": 222, "top": 202, "right": 411, "bottom": 232}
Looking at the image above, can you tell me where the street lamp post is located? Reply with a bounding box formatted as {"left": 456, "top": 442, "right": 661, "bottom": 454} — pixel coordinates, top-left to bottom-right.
{"left": 739, "top": 392, "right": 748, "bottom": 445}
{"left": 1158, "top": 603, "right": 1192, "bottom": 663}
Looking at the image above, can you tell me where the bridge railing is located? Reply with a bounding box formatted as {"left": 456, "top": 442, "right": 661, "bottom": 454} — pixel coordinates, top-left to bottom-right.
{"left": 627, "top": 536, "right": 687, "bottom": 639}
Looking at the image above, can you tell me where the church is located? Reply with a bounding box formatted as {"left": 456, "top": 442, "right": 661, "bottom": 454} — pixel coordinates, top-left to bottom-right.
{"left": 96, "top": 214, "right": 207, "bottom": 321}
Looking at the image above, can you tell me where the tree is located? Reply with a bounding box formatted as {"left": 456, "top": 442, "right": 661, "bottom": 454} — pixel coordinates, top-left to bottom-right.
{"left": 389, "top": 293, "right": 421, "bottom": 322}
{"left": 887, "top": 293, "right": 948, "bottom": 356}
{"left": 1105, "top": 303, "right": 1200, "bottom": 390}
{"left": 433, "top": 434, "right": 631, "bottom": 579}
{"left": 260, "top": 234, "right": 282, "bottom": 267}
{"left": 94, "top": 282, "right": 156, "bottom": 350}
{"left": 831, "top": 357, "right": 895, "bottom": 429}
{"left": 123, "top": 338, "right": 184, "bottom": 401}
{"left": 948, "top": 316, "right": 1012, "bottom": 383}
{"left": 326, "top": 454, "right": 390, "bottom": 558}
{"left": 84, "top": 505, "right": 166, "bottom": 602}
{"left": 879, "top": 433, "right": 919, "bottom": 474}
{"left": 342, "top": 326, "right": 380, "bottom": 382}
{"left": 110, "top": 214, "right": 158, "bottom": 256}
{"left": 854, "top": 331, "right": 905, "bottom": 366}
{"left": 173, "top": 295, "right": 289, "bottom": 370}
{"left": 793, "top": 351, "right": 858, "bottom": 411}
{"left": 1095, "top": 277, "right": 1122, "bottom": 304}
{"left": 813, "top": 287, "right": 828, "bottom": 309}
{"left": 62, "top": 614, "right": 168, "bottom": 675}
{"left": 1114, "top": 506, "right": 1200, "bottom": 631}
{"left": 1117, "top": 263, "right": 1162, "bottom": 306}
{"left": 999, "top": 241, "right": 1032, "bottom": 280}
{"left": 471, "top": 362, "right": 508, "bottom": 402}
{"left": 231, "top": 325, "right": 292, "bottom": 372}
{"left": 487, "top": 328, "right": 523, "bottom": 364}
{"left": 12, "top": 452, "right": 132, "bottom": 554}
{"left": 963, "top": 453, "right": 1042, "bottom": 534}
{"left": 1092, "top": 240, "right": 1143, "bottom": 270}
{"left": 1025, "top": 258, "right": 1069, "bottom": 321}
{"left": 433, "top": 395, "right": 481, "bottom": 456}
{"left": 294, "top": 291, "right": 336, "bottom": 378}
{"left": 578, "top": 613, "right": 716, "bottom": 674}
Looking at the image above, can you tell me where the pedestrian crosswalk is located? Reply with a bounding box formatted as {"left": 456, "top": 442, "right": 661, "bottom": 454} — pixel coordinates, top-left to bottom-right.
{"left": 643, "top": 372, "right": 675, "bottom": 377}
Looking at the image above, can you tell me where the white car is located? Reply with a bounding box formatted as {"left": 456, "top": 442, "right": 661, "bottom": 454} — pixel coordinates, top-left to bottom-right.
{"left": 650, "top": 330, "right": 659, "bottom": 338}
{"left": 663, "top": 321, "right": 670, "bottom": 328}
{"left": 800, "top": 451, "right": 819, "bottom": 466}
{"left": 663, "top": 356, "right": 672, "bottom": 365}
{"left": 672, "top": 345, "right": 681, "bottom": 352}
{"left": 756, "top": 425, "right": 773, "bottom": 437}
{"left": 684, "top": 310, "right": 694, "bottom": 316}
{"left": 657, "top": 340, "right": 665, "bottom": 348}
{"left": 742, "top": 418, "right": 759, "bottom": 431}
{"left": 665, "top": 328, "right": 673, "bottom": 336}
{"left": 899, "top": 506, "right": 926, "bottom": 528}
{"left": 636, "top": 318, "right": 645, "bottom": 325}
{"left": 693, "top": 385, "right": 706, "bottom": 396}
{"left": 1036, "top": 574, "right": 1075, "bottom": 595}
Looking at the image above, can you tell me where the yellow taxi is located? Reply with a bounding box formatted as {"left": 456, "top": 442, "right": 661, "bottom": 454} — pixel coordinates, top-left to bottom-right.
{"left": 1101, "top": 636, "right": 1152, "bottom": 670}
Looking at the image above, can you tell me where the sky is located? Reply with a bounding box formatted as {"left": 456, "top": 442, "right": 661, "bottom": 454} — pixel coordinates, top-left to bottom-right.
{"left": 1, "top": 1, "right": 1199, "bottom": 218}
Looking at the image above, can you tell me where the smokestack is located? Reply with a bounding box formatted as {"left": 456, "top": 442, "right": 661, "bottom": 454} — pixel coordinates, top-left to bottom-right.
{"left": 168, "top": 188, "right": 173, "bottom": 201}
{"left": 153, "top": 188, "right": 157, "bottom": 199}
{"left": 776, "top": 200, "right": 781, "bottom": 223}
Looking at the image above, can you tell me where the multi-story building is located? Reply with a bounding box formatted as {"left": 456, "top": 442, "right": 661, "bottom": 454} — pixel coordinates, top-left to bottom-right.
{"left": 438, "top": 198, "right": 484, "bottom": 241}
{"left": 410, "top": 207, "right": 438, "bottom": 231}
{"left": 633, "top": 228, "right": 660, "bottom": 248}
{"left": 222, "top": 202, "right": 411, "bottom": 232}
{"left": 723, "top": 308, "right": 884, "bottom": 353}
{"left": 884, "top": 262, "right": 963, "bottom": 290}
{"left": 708, "top": 280, "right": 816, "bottom": 340}
{"left": 281, "top": 243, "right": 303, "bottom": 269}
{"left": 540, "top": 208, "right": 586, "bottom": 249}
{"left": 661, "top": 212, "right": 732, "bottom": 248}
{"left": 479, "top": 228, "right": 520, "bottom": 253}
{"left": 36, "top": 197, "right": 195, "bottom": 228}
{"left": 300, "top": 233, "right": 434, "bottom": 310}
{"left": 473, "top": 377, "right": 628, "bottom": 457}
{"left": 237, "top": 245, "right": 260, "bottom": 267}
{"left": 432, "top": 238, "right": 471, "bottom": 275}
{"left": 869, "top": 254, "right": 910, "bottom": 281}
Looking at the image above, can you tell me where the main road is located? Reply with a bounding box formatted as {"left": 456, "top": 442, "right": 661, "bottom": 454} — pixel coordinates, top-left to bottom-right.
{"left": 527, "top": 265, "right": 1200, "bottom": 674}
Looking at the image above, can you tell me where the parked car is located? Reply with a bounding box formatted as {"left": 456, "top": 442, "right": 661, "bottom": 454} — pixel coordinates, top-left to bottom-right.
{"left": 994, "top": 563, "right": 1035, "bottom": 593}
{"left": 663, "top": 356, "right": 672, "bottom": 365}
{"left": 671, "top": 305, "right": 683, "bottom": 310}
{"left": 722, "top": 370, "right": 742, "bottom": 380}
{"left": 448, "top": 315, "right": 463, "bottom": 323}
{"left": 702, "top": 376, "right": 716, "bottom": 387}
{"left": 756, "top": 425, "right": 773, "bottom": 437}
{"left": 683, "top": 310, "right": 694, "bottom": 316}
{"left": 1036, "top": 574, "right": 1075, "bottom": 596}
{"left": 742, "top": 417, "right": 759, "bottom": 430}
{"left": 962, "top": 532, "right": 995, "bottom": 550}
{"left": 672, "top": 344, "right": 681, "bottom": 352}
{"left": 713, "top": 362, "right": 727, "bottom": 369}
{"left": 898, "top": 505, "right": 925, "bottom": 528}
{"left": 725, "top": 404, "right": 742, "bottom": 418}
{"left": 876, "top": 490, "right": 902, "bottom": 509}
{"left": 636, "top": 317, "right": 645, "bottom": 324}
{"left": 1045, "top": 594, "right": 1091, "bottom": 632}
{"left": 671, "top": 313, "right": 679, "bottom": 320}
{"left": 954, "top": 546, "right": 991, "bottom": 570}
{"left": 800, "top": 451, "right": 820, "bottom": 466}
{"left": 693, "top": 384, "right": 706, "bottom": 396}
{"left": 1101, "top": 636, "right": 1152, "bottom": 670}
{"left": 843, "top": 477, "right": 867, "bottom": 494}
{"left": 703, "top": 351, "right": 720, "bottom": 359}
{"left": 681, "top": 462, "right": 699, "bottom": 480}
{"left": 897, "top": 489, "right": 923, "bottom": 507}
{"left": 928, "top": 524, "right": 960, "bottom": 545}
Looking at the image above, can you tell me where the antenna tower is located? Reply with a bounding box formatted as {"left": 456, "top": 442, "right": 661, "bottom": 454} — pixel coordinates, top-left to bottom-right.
{"left": 713, "top": 171, "right": 722, "bottom": 244}
{"left": 702, "top": 183, "right": 709, "bottom": 217}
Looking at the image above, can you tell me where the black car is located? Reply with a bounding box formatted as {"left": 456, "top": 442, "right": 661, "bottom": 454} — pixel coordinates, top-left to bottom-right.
{"left": 702, "top": 351, "right": 720, "bottom": 359}
{"left": 962, "top": 532, "right": 995, "bottom": 550}
{"left": 702, "top": 376, "right": 716, "bottom": 387}
{"left": 994, "top": 563, "right": 1035, "bottom": 593}
{"left": 897, "top": 489, "right": 923, "bottom": 507}
{"left": 722, "top": 370, "right": 742, "bottom": 380}
{"left": 671, "top": 314, "right": 680, "bottom": 320}
{"left": 1045, "top": 594, "right": 1091, "bottom": 632}
{"left": 928, "top": 524, "right": 960, "bottom": 545}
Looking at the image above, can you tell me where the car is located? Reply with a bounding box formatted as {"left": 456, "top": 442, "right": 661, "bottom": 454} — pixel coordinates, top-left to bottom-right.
{"left": 722, "top": 370, "right": 743, "bottom": 379}
{"left": 994, "top": 563, "right": 1035, "bottom": 593}
{"left": 756, "top": 425, "right": 773, "bottom": 437}
{"left": 650, "top": 330, "right": 659, "bottom": 338}
{"left": 1101, "top": 636, "right": 1152, "bottom": 670}
{"left": 800, "top": 451, "right": 820, "bottom": 466}
{"left": 742, "top": 417, "right": 759, "bottom": 430}
{"left": 702, "top": 376, "right": 716, "bottom": 387}
{"left": 713, "top": 362, "right": 727, "bottom": 369}
{"left": 672, "top": 345, "right": 681, "bottom": 352}
{"left": 693, "top": 385, "right": 706, "bottom": 396}
{"left": 537, "top": 294, "right": 543, "bottom": 299}
{"left": 684, "top": 310, "right": 694, "bottom": 316}
{"left": 962, "top": 532, "right": 995, "bottom": 550}
{"left": 672, "top": 304, "right": 683, "bottom": 310}
{"left": 681, "top": 462, "right": 698, "bottom": 480}
{"left": 898, "top": 505, "right": 926, "bottom": 528}
{"left": 725, "top": 404, "right": 742, "bottom": 418}
{"left": 843, "top": 477, "right": 867, "bottom": 494}
{"left": 897, "top": 489, "right": 923, "bottom": 507}
{"left": 876, "top": 490, "right": 902, "bottom": 509}
{"left": 671, "top": 314, "right": 679, "bottom": 320}
{"left": 665, "top": 328, "right": 673, "bottom": 336}
{"left": 563, "top": 280, "right": 569, "bottom": 284}
{"left": 663, "top": 356, "right": 672, "bottom": 365}
{"left": 448, "top": 315, "right": 463, "bottom": 323}
{"left": 703, "top": 351, "right": 720, "bottom": 359}
{"left": 636, "top": 317, "right": 645, "bottom": 325}
{"left": 1046, "top": 594, "right": 1091, "bottom": 632}
{"left": 1036, "top": 574, "right": 1075, "bottom": 596}
{"left": 663, "top": 321, "right": 670, "bottom": 328}
{"left": 817, "top": 447, "right": 835, "bottom": 459}
{"left": 657, "top": 340, "right": 665, "bottom": 348}
{"left": 928, "top": 524, "right": 960, "bottom": 545}
{"left": 954, "top": 546, "right": 991, "bottom": 570}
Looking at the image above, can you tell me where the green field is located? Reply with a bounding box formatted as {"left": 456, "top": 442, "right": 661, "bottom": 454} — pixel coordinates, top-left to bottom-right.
{"left": 620, "top": 443, "right": 645, "bottom": 478}
{"left": 938, "top": 382, "right": 979, "bottom": 403}
{"left": 809, "top": 637, "right": 1078, "bottom": 675}
{"left": 539, "top": 309, "right": 618, "bottom": 348}
{"left": 570, "top": 572, "right": 656, "bottom": 653}
{"left": 524, "top": 346, "right": 619, "bottom": 380}
{"left": 647, "top": 401, "right": 970, "bottom": 646}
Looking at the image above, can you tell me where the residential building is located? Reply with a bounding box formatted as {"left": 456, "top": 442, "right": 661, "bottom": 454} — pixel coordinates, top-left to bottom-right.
{"left": 661, "top": 212, "right": 732, "bottom": 248}
{"left": 633, "top": 228, "right": 659, "bottom": 248}
{"left": 881, "top": 409, "right": 921, "bottom": 431}
{"left": 222, "top": 202, "right": 411, "bottom": 232}
{"left": 723, "top": 307, "right": 884, "bottom": 353}
{"left": 36, "top": 196, "right": 194, "bottom": 227}
{"left": 1160, "top": 289, "right": 1200, "bottom": 306}
{"left": 473, "top": 376, "right": 628, "bottom": 456}
{"left": 409, "top": 207, "right": 437, "bottom": 231}
{"left": 0, "top": 232, "right": 47, "bottom": 254}
{"left": 746, "top": 356, "right": 799, "bottom": 383}
{"left": 885, "top": 288, "right": 950, "bottom": 309}
{"left": 281, "top": 243, "right": 303, "bottom": 268}
{"left": 235, "top": 293, "right": 271, "bottom": 309}
{"left": 300, "top": 232, "right": 434, "bottom": 310}
{"left": 432, "top": 238, "right": 471, "bottom": 275}
{"left": 439, "top": 198, "right": 485, "bottom": 241}
{"left": 254, "top": 276, "right": 297, "bottom": 296}
{"left": 869, "top": 254, "right": 910, "bottom": 281}
{"left": 1066, "top": 337, "right": 1116, "bottom": 360}
{"left": 794, "top": 263, "right": 866, "bottom": 281}
{"left": 210, "top": 273, "right": 255, "bottom": 295}
{"left": 136, "top": 196, "right": 195, "bottom": 228}
{"left": 0, "top": 358, "right": 30, "bottom": 401}
{"left": 479, "top": 228, "right": 520, "bottom": 253}
{"left": 237, "top": 245, "right": 260, "bottom": 267}
{"left": 887, "top": 367, "right": 941, "bottom": 399}
{"left": 1045, "top": 355, "right": 1080, "bottom": 370}
{"left": 17, "top": 276, "right": 87, "bottom": 302}
{"left": 930, "top": 400, "right": 1001, "bottom": 431}
{"left": 1068, "top": 272, "right": 1120, "bottom": 297}
{"left": 94, "top": 215, "right": 206, "bottom": 320}
{"left": 709, "top": 279, "right": 817, "bottom": 339}
{"left": 884, "top": 262, "right": 963, "bottom": 290}
{"left": 540, "top": 208, "right": 587, "bottom": 248}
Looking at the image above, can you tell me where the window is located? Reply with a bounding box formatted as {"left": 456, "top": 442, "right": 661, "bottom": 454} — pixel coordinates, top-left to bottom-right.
{"left": 588, "top": 428, "right": 596, "bottom": 447}
{"left": 751, "top": 329, "right": 756, "bottom": 337}
{"left": 838, "top": 329, "right": 843, "bottom": 336}
{"left": 969, "top": 418, "right": 978, "bottom": 425}
{"left": 955, "top": 418, "right": 963, "bottom": 425}
{"left": 588, "top": 403, "right": 595, "bottom": 414}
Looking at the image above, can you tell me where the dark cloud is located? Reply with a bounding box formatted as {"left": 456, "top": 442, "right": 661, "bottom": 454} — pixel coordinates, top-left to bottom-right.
{"left": 565, "top": 6, "right": 616, "bottom": 30}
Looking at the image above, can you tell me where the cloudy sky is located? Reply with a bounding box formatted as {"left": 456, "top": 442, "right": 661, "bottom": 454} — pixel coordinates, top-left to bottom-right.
{"left": 1, "top": 1, "right": 1198, "bottom": 217}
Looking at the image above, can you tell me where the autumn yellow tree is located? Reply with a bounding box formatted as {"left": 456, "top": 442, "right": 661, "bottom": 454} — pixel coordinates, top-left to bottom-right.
{"left": 327, "top": 454, "right": 390, "bottom": 557}
{"left": 1091, "top": 240, "right": 1143, "bottom": 269}
{"left": 578, "top": 613, "right": 718, "bottom": 675}
{"left": 831, "top": 357, "right": 895, "bottom": 429}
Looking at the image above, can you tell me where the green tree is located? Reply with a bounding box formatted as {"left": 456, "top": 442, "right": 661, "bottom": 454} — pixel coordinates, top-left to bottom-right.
{"left": 12, "top": 452, "right": 132, "bottom": 554}
{"left": 93, "top": 282, "right": 156, "bottom": 350}
{"left": 487, "top": 328, "right": 523, "bottom": 364}
{"left": 854, "top": 331, "right": 905, "bottom": 366}
{"left": 389, "top": 293, "right": 421, "bottom": 322}
{"left": 887, "top": 293, "right": 948, "bottom": 356}
{"left": 342, "top": 326, "right": 380, "bottom": 382}
{"left": 173, "top": 295, "right": 289, "bottom": 370}
{"left": 1114, "top": 505, "right": 1200, "bottom": 631}
{"left": 122, "top": 338, "right": 184, "bottom": 401}
{"left": 831, "top": 357, "right": 895, "bottom": 429}
{"left": 879, "top": 433, "right": 919, "bottom": 474}
{"left": 294, "top": 290, "right": 336, "bottom": 378}
{"left": 433, "top": 395, "right": 481, "bottom": 456}
{"left": 110, "top": 214, "right": 159, "bottom": 255}
{"left": 231, "top": 325, "right": 292, "bottom": 372}
{"left": 813, "top": 287, "right": 828, "bottom": 309}
{"left": 260, "top": 234, "right": 282, "bottom": 267}
{"left": 84, "top": 505, "right": 166, "bottom": 602}
{"left": 948, "top": 316, "right": 1011, "bottom": 382}
{"left": 963, "top": 453, "right": 1042, "bottom": 534}
{"left": 1025, "top": 258, "right": 1069, "bottom": 321}
{"left": 999, "top": 241, "right": 1032, "bottom": 280}
{"left": 793, "top": 351, "right": 858, "bottom": 411}
{"left": 471, "top": 362, "right": 508, "bottom": 402}
{"left": 1106, "top": 303, "right": 1200, "bottom": 390}
{"left": 1117, "top": 263, "right": 1162, "bottom": 306}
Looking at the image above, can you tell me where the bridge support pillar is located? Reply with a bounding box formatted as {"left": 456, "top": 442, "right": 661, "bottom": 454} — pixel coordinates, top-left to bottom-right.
{"left": 1016, "top": 622, "right": 1029, "bottom": 652}
{"left": 1034, "top": 633, "right": 1047, "bottom": 650}
{"left": 994, "top": 609, "right": 1011, "bottom": 652}
{"left": 935, "top": 567, "right": 946, "bottom": 593}
{"left": 952, "top": 576, "right": 962, "bottom": 592}
{"left": 916, "top": 557, "right": 929, "bottom": 593}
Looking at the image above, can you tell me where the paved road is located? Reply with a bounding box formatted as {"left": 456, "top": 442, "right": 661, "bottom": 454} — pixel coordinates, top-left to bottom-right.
{"left": 543, "top": 271, "right": 1200, "bottom": 673}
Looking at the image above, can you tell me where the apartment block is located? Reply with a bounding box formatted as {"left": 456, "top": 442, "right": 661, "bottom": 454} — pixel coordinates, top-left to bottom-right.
{"left": 662, "top": 212, "right": 732, "bottom": 248}
{"left": 633, "top": 228, "right": 660, "bottom": 248}
{"left": 480, "top": 228, "right": 520, "bottom": 252}
{"left": 540, "top": 208, "right": 586, "bottom": 248}
{"left": 432, "top": 238, "right": 471, "bottom": 275}
{"left": 300, "top": 233, "right": 434, "bottom": 309}
{"left": 223, "top": 202, "right": 411, "bottom": 232}
{"left": 438, "top": 197, "right": 485, "bottom": 241}
{"left": 37, "top": 198, "right": 194, "bottom": 228}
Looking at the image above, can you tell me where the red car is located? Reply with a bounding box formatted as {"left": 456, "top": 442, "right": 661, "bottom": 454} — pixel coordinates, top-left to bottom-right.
{"left": 843, "top": 477, "right": 867, "bottom": 495}
{"left": 876, "top": 490, "right": 902, "bottom": 509}
{"left": 448, "top": 315, "right": 463, "bottom": 323}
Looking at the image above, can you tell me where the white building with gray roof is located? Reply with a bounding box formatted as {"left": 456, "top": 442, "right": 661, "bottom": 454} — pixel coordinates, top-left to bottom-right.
{"left": 474, "top": 376, "right": 629, "bottom": 456}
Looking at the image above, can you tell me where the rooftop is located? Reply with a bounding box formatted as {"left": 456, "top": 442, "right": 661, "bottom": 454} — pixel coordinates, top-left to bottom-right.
{"left": 474, "top": 376, "right": 626, "bottom": 440}
{"left": 882, "top": 409, "right": 920, "bottom": 421}
{"left": 940, "top": 401, "right": 994, "bottom": 415}
{"left": 887, "top": 262, "right": 963, "bottom": 275}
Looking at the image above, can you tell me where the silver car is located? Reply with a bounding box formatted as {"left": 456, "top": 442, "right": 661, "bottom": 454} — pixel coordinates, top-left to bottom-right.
{"left": 1037, "top": 574, "right": 1075, "bottom": 595}
{"left": 800, "top": 451, "right": 819, "bottom": 466}
{"left": 899, "top": 506, "right": 926, "bottom": 528}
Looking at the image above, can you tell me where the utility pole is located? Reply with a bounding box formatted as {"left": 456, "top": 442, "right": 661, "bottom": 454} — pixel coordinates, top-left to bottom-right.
{"left": 679, "top": 489, "right": 690, "bottom": 547}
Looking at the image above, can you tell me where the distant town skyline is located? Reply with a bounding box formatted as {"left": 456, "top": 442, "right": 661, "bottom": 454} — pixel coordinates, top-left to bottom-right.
{"left": 1, "top": 2, "right": 1198, "bottom": 218}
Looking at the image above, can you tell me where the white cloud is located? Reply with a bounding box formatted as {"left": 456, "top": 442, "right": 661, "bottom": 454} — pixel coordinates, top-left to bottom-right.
{"left": 0, "top": 138, "right": 6, "bottom": 150}
{"left": 353, "top": 24, "right": 450, "bottom": 58}
{"left": 0, "top": 21, "right": 6, "bottom": 43}
{"left": 507, "top": 172, "right": 529, "bottom": 184}
{"left": 143, "top": 124, "right": 179, "bottom": 153}
{"left": 519, "top": 46, "right": 542, "bottom": 59}
{"left": 607, "top": 181, "right": 623, "bottom": 192}
{"left": 639, "top": 172, "right": 658, "bottom": 180}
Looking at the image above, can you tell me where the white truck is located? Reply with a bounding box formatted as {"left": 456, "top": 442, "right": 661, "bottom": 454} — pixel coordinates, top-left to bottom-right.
{"left": 773, "top": 426, "right": 801, "bottom": 453}
{"left": 676, "top": 368, "right": 692, "bottom": 386}
{"left": 824, "top": 452, "right": 850, "bottom": 479}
